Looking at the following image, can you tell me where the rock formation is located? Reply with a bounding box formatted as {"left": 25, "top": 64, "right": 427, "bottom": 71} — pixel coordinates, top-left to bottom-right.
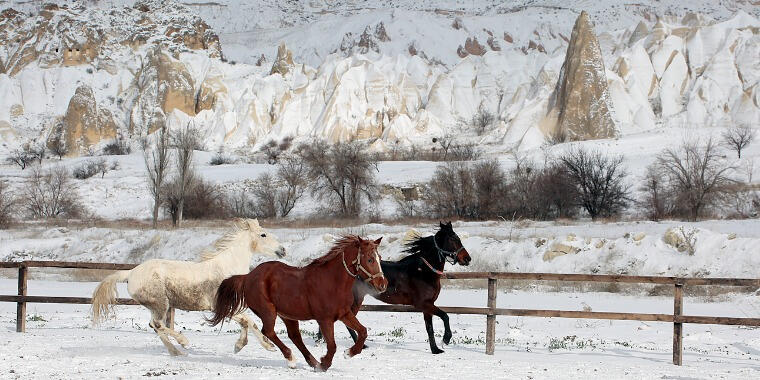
{"left": 270, "top": 43, "right": 294, "bottom": 75}
{"left": 545, "top": 11, "right": 617, "bottom": 141}
{"left": 60, "top": 86, "right": 117, "bottom": 155}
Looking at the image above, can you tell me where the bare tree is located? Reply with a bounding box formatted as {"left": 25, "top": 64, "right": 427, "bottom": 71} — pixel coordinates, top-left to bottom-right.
{"left": 144, "top": 127, "right": 172, "bottom": 229}
{"left": 298, "top": 140, "right": 378, "bottom": 217}
{"left": 0, "top": 180, "right": 17, "bottom": 228}
{"left": 170, "top": 126, "right": 199, "bottom": 227}
{"left": 426, "top": 161, "right": 476, "bottom": 218}
{"left": 559, "top": 147, "right": 629, "bottom": 220}
{"left": 6, "top": 147, "right": 35, "bottom": 170}
{"left": 470, "top": 107, "right": 495, "bottom": 135}
{"left": 656, "top": 138, "right": 736, "bottom": 221}
{"left": 638, "top": 163, "right": 676, "bottom": 221}
{"left": 275, "top": 156, "right": 307, "bottom": 217}
{"left": 252, "top": 173, "right": 278, "bottom": 218}
{"left": 23, "top": 166, "right": 83, "bottom": 219}
{"left": 260, "top": 140, "right": 280, "bottom": 164}
{"left": 29, "top": 143, "right": 46, "bottom": 164}
{"left": 49, "top": 134, "right": 69, "bottom": 160}
{"left": 425, "top": 159, "right": 511, "bottom": 219}
{"left": 722, "top": 125, "right": 756, "bottom": 159}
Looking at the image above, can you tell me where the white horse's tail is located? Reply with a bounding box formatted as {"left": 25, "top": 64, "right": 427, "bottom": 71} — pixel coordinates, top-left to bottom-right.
{"left": 91, "top": 270, "right": 130, "bottom": 325}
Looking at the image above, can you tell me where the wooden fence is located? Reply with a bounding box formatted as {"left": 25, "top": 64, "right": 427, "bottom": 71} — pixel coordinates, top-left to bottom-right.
{"left": 2, "top": 260, "right": 760, "bottom": 366}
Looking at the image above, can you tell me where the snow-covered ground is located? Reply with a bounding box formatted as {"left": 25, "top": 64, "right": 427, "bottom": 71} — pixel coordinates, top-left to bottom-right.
{"left": 1, "top": 280, "right": 759, "bottom": 379}
{"left": 3, "top": 219, "right": 760, "bottom": 280}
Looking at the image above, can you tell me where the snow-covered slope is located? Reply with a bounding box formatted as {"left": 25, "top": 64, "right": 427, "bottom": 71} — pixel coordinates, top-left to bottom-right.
{"left": 0, "top": 1, "right": 758, "bottom": 156}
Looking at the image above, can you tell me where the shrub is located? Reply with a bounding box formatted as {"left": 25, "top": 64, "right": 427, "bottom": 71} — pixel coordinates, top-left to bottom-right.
{"left": 164, "top": 178, "right": 228, "bottom": 221}
{"left": 73, "top": 158, "right": 108, "bottom": 179}
{"left": 559, "top": 147, "right": 629, "bottom": 219}
{"left": 260, "top": 136, "right": 294, "bottom": 164}
{"left": 102, "top": 139, "right": 132, "bottom": 155}
{"left": 424, "top": 160, "right": 509, "bottom": 219}
{"left": 209, "top": 150, "right": 233, "bottom": 165}
{"left": 23, "top": 166, "right": 84, "bottom": 219}
{"left": 0, "top": 180, "right": 17, "bottom": 228}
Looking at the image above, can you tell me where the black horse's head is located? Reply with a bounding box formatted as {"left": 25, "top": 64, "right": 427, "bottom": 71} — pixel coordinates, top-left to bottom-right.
{"left": 434, "top": 221, "right": 472, "bottom": 266}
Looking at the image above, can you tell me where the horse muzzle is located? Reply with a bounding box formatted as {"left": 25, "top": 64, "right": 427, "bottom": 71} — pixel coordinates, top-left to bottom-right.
{"left": 275, "top": 247, "right": 286, "bottom": 258}
{"left": 370, "top": 276, "right": 388, "bottom": 293}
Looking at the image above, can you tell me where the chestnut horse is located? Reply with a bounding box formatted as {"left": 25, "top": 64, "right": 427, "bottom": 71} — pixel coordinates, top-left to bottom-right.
{"left": 208, "top": 236, "right": 388, "bottom": 371}
{"left": 321, "top": 221, "right": 471, "bottom": 354}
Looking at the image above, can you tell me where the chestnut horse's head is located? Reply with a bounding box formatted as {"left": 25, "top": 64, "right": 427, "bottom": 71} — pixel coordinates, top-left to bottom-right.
{"left": 355, "top": 237, "right": 388, "bottom": 293}
{"left": 435, "top": 221, "right": 472, "bottom": 266}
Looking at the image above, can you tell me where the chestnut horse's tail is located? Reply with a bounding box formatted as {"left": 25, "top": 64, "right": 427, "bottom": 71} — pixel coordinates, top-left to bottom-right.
{"left": 207, "top": 274, "right": 248, "bottom": 327}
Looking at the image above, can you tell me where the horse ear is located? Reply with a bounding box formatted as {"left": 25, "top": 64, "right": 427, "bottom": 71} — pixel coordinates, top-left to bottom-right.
{"left": 374, "top": 237, "right": 382, "bottom": 245}
{"left": 248, "top": 219, "right": 260, "bottom": 229}
{"left": 446, "top": 221, "right": 453, "bottom": 227}
{"left": 234, "top": 218, "right": 248, "bottom": 230}
{"left": 439, "top": 221, "right": 445, "bottom": 229}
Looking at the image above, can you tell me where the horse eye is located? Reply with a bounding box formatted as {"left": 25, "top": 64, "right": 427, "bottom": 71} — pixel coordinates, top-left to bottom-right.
{"left": 260, "top": 234, "right": 267, "bottom": 238}
{"left": 369, "top": 259, "right": 374, "bottom": 263}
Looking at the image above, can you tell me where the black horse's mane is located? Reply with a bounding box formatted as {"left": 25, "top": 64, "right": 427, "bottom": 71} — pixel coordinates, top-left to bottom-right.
{"left": 398, "top": 233, "right": 437, "bottom": 263}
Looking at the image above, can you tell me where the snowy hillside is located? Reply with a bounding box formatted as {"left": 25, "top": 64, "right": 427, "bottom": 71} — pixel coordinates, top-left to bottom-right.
{"left": 1, "top": 0, "right": 758, "bottom": 156}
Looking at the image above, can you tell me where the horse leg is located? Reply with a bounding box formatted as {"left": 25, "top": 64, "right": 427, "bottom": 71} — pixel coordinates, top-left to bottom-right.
{"left": 257, "top": 307, "right": 296, "bottom": 369}
{"left": 346, "top": 326, "right": 359, "bottom": 344}
{"left": 316, "top": 320, "right": 336, "bottom": 371}
{"left": 338, "top": 313, "right": 368, "bottom": 357}
{"left": 231, "top": 313, "right": 275, "bottom": 353}
{"left": 428, "top": 305, "right": 452, "bottom": 345}
{"left": 347, "top": 301, "right": 367, "bottom": 348}
{"left": 148, "top": 307, "right": 184, "bottom": 356}
{"left": 282, "top": 319, "right": 319, "bottom": 369}
{"left": 423, "top": 312, "right": 444, "bottom": 354}
{"left": 164, "top": 324, "right": 189, "bottom": 348}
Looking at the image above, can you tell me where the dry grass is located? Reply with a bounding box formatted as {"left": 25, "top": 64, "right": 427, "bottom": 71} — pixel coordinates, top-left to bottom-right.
{"left": 442, "top": 279, "right": 757, "bottom": 296}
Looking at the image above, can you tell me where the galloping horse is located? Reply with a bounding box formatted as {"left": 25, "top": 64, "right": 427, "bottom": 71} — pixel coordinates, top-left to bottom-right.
{"left": 91, "top": 218, "right": 286, "bottom": 356}
{"left": 208, "top": 236, "right": 388, "bottom": 371}
{"left": 324, "top": 221, "right": 471, "bottom": 354}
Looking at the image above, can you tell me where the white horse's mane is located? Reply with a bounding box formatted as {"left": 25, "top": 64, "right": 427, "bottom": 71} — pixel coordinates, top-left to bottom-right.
{"left": 198, "top": 222, "right": 249, "bottom": 262}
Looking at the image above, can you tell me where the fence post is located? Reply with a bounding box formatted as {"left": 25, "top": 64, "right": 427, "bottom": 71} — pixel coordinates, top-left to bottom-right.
{"left": 166, "top": 307, "right": 175, "bottom": 330}
{"left": 16, "top": 265, "right": 28, "bottom": 333}
{"left": 673, "top": 283, "right": 683, "bottom": 365}
{"left": 486, "top": 277, "right": 497, "bottom": 355}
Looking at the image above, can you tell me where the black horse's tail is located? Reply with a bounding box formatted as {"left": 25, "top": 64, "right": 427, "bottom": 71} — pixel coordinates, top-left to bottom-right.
{"left": 207, "top": 275, "right": 248, "bottom": 327}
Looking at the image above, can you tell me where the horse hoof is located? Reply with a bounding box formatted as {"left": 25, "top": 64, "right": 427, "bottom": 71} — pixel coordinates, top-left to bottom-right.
{"left": 265, "top": 343, "right": 278, "bottom": 352}
{"left": 170, "top": 349, "right": 187, "bottom": 357}
{"left": 443, "top": 336, "right": 452, "bottom": 345}
{"left": 286, "top": 357, "right": 297, "bottom": 369}
{"left": 432, "top": 348, "right": 445, "bottom": 354}
{"left": 343, "top": 349, "right": 352, "bottom": 359}
{"left": 234, "top": 344, "right": 243, "bottom": 354}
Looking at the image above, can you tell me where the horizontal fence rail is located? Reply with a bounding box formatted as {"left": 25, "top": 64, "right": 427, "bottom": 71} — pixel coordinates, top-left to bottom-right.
{"left": 2, "top": 260, "right": 759, "bottom": 365}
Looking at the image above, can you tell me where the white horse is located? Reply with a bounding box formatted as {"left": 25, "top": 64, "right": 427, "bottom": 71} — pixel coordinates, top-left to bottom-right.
{"left": 91, "top": 218, "right": 286, "bottom": 356}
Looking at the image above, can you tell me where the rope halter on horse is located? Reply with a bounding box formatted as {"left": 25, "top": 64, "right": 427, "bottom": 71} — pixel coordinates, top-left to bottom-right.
{"left": 433, "top": 234, "right": 463, "bottom": 265}
{"left": 341, "top": 247, "right": 384, "bottom": 284}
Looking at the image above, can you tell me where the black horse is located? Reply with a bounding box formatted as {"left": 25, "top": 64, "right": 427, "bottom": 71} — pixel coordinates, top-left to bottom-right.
{"left": 320, "top": 221, "right": 472, "bottom": 354}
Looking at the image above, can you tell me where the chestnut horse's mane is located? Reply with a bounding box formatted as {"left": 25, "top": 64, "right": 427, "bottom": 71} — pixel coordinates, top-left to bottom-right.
{"left": 309, "top": 235, "right": 362, "bottom": 266}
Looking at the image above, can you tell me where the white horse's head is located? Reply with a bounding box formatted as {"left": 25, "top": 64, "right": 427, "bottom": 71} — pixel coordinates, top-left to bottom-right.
{"left": 235, "top": 218, "right": 286, "bottom": 258}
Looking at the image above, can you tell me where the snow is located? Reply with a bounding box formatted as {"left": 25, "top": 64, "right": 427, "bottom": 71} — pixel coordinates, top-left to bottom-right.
{"left": 1, "top": 280, "right": 759, "bottom": 379}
